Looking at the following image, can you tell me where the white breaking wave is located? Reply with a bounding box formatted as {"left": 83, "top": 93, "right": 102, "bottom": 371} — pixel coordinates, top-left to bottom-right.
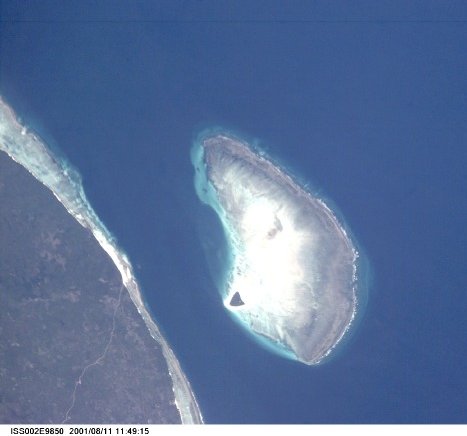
{"left": 0, "top": 97, "right": 203, "bottom": 424}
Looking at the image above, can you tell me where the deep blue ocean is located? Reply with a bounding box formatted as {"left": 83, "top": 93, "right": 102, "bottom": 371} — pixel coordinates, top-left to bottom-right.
{"left": 1, "top": 1, "right": 466, "bottom": 423}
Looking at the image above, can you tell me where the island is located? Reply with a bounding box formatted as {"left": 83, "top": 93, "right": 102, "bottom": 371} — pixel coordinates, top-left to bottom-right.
{"left": 0, "top": 98, "right": 203, "bottom": 424}
{"left": 192, "top": 132, "right": 362, "bottom": 365}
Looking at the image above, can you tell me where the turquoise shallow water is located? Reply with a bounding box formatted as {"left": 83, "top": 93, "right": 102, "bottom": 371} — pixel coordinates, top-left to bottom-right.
{"left": 191, "top": 131, "right": 367, "bottom": 364}
{"left": 2, "top": 1, "right": 467, "bottom": 423}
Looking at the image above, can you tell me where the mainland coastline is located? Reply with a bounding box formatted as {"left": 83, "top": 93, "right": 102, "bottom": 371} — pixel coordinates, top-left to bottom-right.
{"left": 0, "top": 97, "right": 203, "bottom": 424}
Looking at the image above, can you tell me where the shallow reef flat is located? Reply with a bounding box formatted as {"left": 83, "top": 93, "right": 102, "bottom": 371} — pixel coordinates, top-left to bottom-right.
{"left": 193, "top": 132, "right": 360, "bottom": 365}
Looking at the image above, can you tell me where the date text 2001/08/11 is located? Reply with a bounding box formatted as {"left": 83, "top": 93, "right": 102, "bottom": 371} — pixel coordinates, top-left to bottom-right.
{"left": 71, "top": 429, "right": 150, "bottom": 435}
